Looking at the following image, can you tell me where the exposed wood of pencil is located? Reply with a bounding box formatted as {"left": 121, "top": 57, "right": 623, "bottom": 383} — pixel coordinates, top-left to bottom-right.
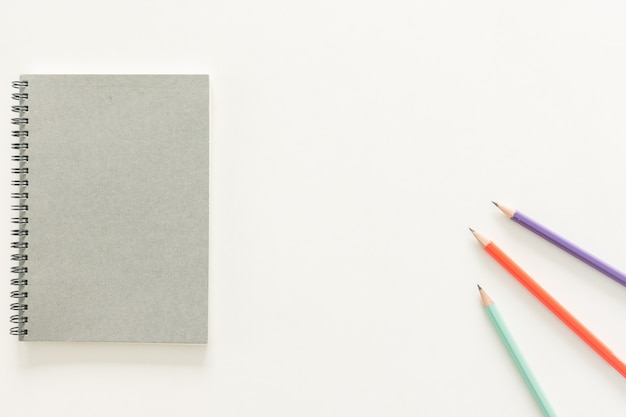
{"left": 492, "top": 201, "right": 516, "bottom": 218}
{"left": 470, "top": 228, "right": 490, "bottom": 247}
{"left": 478, "top": 286, "right": 494, "bottom": 307}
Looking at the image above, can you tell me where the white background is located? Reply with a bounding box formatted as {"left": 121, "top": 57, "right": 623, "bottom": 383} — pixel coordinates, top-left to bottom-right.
{"left": 2, "top": 1, "right": 626, "bottom": 415}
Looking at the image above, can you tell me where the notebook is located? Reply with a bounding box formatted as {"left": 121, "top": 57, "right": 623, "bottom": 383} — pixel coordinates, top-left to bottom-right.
{"left": 10, "top": 75, "right": 210, "bottom": 343}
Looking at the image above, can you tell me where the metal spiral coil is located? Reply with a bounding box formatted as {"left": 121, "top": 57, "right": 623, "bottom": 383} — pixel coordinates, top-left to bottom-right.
{"left": 10, "top": 80, "right": 28, "bottom": 337}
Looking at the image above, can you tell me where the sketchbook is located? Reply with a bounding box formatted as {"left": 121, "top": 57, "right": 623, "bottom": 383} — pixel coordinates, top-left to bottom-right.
{"left": 9, "top": 75, "right": 209, "bottom": 343}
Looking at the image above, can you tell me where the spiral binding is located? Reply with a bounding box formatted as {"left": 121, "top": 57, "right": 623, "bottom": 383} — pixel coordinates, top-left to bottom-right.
{"left": 10, "top": 80, "right": 29, "bottom": 336}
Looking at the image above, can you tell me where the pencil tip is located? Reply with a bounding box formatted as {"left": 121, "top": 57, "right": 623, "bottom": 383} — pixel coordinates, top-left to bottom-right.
{"left": 468, "top": 227, "right": 475, "bottom": 233}
{"left": 470, "top": 228, "right": 490, "bottom": 247}
{"left": 492, "top": 202, "right": 515, "bottom": 218}
{"left": 477, "top": 284, "right": 482, "bottom": 290}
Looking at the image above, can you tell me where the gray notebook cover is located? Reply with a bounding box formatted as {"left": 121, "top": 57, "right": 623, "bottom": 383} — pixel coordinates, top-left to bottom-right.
{"left": 14, "top": 75, "right": 209, "bottom": 343}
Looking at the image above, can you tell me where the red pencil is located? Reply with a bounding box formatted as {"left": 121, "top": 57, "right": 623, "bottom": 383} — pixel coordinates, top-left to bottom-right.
{"left": 470, "top": 228, "right": 626, "bottom": 378}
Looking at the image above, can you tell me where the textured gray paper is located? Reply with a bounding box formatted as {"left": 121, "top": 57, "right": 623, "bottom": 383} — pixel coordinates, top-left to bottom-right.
{"left": 20, "top": 75, "right": 209, "bottom": 343}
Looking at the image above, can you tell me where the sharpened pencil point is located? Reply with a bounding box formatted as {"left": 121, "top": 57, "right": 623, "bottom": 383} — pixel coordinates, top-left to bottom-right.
{"left": 469, "top": 227, "right": 475, "bottom": 232}
{"left": 477, "top": 284, "right": 482, "bottom": 290}
{"left": 493, "top": 202, "right": 516, "bottom": 218}
{"left": 470, "top": 229, "right": 490, "bottom": 247}
{"left": 479, "top": 286, "right": 494, "bottom": 306}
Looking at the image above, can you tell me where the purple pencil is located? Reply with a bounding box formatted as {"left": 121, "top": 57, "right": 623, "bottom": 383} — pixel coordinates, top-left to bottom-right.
{"left": 493, "top": 202, "right": 626, "bottom": 288}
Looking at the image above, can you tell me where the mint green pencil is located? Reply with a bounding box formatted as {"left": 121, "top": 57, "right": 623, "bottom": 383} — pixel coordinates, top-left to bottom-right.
{"left": 478, "top": 285, "right": 557, "bottom": 417}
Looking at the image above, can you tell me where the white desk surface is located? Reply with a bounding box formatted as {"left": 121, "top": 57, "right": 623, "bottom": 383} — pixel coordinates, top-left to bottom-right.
{"left": 1, "top": 1, "right": 626, "bottom": 415}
